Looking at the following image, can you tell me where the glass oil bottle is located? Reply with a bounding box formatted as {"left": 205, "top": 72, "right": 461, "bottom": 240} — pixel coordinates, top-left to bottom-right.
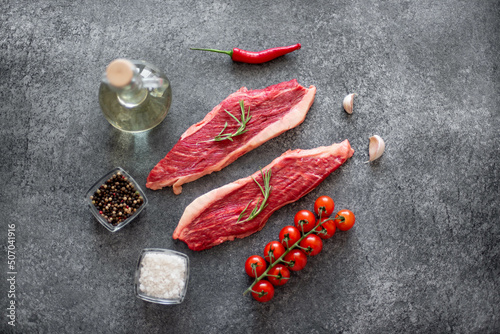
{"left": 99, "top": 59, "right": 172, "bottom": 132}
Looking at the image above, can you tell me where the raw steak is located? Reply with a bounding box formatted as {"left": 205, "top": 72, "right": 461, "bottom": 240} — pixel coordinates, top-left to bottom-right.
{"left": 146, "top": 79, "right": 316, "bottom": 194}
{"left": 173, "top": 140, "right": 354, "bottom": 251}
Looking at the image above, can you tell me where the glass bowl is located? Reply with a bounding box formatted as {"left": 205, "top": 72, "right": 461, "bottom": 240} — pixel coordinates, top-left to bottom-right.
{"left": 85, "top": 167, "right": 148, "bottom": 232}
{"left": 134, "top": 248, "right": 189, "bottom": 305}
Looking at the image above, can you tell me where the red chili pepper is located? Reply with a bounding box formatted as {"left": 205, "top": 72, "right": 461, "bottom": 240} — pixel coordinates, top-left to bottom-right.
{"left": 190, "top": 43, "right": 301, "bottom": 64}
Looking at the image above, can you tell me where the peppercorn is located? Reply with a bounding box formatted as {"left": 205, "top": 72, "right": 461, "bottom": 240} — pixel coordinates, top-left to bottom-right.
{"left": 90, "top": 172, "right": 144, "bottom": 226}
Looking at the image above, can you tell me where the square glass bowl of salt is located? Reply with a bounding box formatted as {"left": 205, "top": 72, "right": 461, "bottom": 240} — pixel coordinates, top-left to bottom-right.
{"left": 134, "top": 249, "right": 189, "bottom": 304}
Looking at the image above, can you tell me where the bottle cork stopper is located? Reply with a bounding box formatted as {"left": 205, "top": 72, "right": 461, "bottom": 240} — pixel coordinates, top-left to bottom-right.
{"left": 106, "top": 59, "right": 134, "bottom": 88}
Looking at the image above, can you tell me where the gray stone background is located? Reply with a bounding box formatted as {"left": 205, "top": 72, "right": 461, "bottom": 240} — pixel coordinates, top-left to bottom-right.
{"left": 1, "top": 0, "right": 499, "bottom": 333}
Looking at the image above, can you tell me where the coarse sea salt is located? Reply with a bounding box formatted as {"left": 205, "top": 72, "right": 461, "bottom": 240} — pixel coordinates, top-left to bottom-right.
{"left": 138, "top": 252, "right": 187, "bottom": 300}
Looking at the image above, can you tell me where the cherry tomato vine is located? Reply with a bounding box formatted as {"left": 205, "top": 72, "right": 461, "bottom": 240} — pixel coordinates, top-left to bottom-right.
{"left": 244, "top": 195, "right": 356, "bottom": 302}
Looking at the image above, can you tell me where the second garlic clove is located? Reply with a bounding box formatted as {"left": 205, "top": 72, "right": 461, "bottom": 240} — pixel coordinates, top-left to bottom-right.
{"left": 343, "top": 93, "right": 356, "bottom": 114}
{"left": 368, "top": 135, "right": 385, "bottom": 162}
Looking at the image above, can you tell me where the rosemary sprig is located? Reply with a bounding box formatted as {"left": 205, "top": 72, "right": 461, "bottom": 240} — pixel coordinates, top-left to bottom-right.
{"left": 211, "top": 100, "right": 251, "bottom": 142}
{"left": 237, "top": 169, "right": 272, "bottom": 223}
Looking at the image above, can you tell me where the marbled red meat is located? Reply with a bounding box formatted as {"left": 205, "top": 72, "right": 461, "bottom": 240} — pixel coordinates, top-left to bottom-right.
{"left": 173, "top": 140, "right": 354, "bottom": 251}
{"left": 146, "top": 80, "right": 316, "bottom": 194}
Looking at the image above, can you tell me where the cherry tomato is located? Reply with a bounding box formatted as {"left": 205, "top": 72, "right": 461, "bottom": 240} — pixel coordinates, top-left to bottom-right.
{"left": 299, "top": 234, "right": 323, "bottom": 256}
{"left": 314, "top": 196, "right": 335, "bottom": 218}
{"left": 263, "top": 241, "right": 286, "bottom": 264}
{"left": 251, "top": 280, "right": 275, "bottom": 302}
{"left": 279, "top": 225, "right": 301, "bottom": 249}
{"left": 267, "top": 264, "right": 291, "bottom": 286}
{"left": 294, "top": 210, "right": 317, "bottom": 233}
{"left": 335, "top": 209, "right": 356, "bottom": 231}
{"left": 245, "top": 255, "right": 267, "bottom": 278}
{"left": 314, "top": 217, "right": 336, "bottom": 239}
{"left": 283, "top": 249, "right": 308, "bottom": 271}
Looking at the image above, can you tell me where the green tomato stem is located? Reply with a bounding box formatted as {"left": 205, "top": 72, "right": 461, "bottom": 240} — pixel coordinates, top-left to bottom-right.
{"left": 296, "top": 245, "right": 311, "bottom": 253}
{"left": 243, "top": 212, "right": 335, "bottom": 296}
{"left": 336, "top": 215, "right": 345, "bottom": 223}
{"left": 248, "top": 288, "right": 268, "bottom": 297}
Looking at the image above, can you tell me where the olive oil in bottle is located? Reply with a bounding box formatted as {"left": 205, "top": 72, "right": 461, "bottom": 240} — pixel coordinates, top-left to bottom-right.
{"left": 99, "top": 59, "right": 172, "bottom": 132}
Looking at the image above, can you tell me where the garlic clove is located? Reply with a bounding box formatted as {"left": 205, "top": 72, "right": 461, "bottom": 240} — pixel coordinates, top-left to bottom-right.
{"left": 343, "top": 93, "right": 357, "bottom": 114}
{"left": 368, "top": 135, "right": 385, "bottom": 162}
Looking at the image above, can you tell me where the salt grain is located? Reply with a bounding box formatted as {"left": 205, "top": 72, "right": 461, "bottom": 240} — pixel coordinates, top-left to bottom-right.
{"left": 138, "top": 252, "right": 187, "bottom": 300}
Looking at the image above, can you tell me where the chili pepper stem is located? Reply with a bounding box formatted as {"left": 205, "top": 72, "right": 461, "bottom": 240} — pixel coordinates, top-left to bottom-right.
{"left": 190, "top": 47, "right": 233, "bottom": 57}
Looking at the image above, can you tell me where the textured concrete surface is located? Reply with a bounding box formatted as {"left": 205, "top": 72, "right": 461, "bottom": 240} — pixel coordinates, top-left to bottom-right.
{"left": 1, "top": 0, "right": 499, "bottom": 333}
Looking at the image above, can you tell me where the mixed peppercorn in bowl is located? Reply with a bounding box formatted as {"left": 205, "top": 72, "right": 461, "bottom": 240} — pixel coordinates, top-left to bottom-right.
{"left": 85, "top": 167, "right": 148, "bottom": 232}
